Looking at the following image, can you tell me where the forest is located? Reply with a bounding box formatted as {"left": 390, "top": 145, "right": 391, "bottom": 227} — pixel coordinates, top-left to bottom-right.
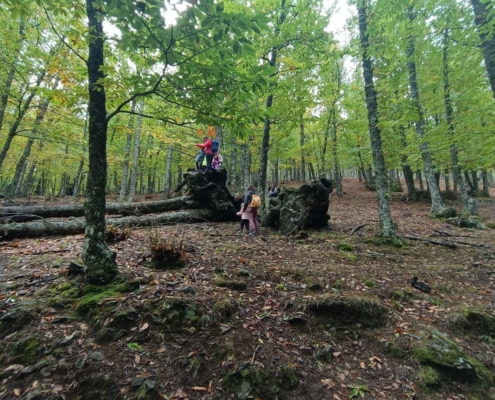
{"left": 1, "top": 0, "right": 495, "bottom": 399}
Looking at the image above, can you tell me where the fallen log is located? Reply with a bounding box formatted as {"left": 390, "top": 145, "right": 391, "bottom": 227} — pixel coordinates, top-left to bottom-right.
{"left": 0, "top": 209, "right": 217, "bottom": 240}
{"left": 401, "top": 235, "right": 457, "bottom": 249}
{"left": 0, "top": 196, "right": 201, "bottom": 223}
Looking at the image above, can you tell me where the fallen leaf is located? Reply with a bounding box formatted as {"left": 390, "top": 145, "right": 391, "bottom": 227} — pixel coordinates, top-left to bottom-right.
{"left": 333, "top": 352, "right": 341, "bottom": 357}
{"left": 338, "top": 373, "right": 345, "bottom": 381}
{"left": 135, "top": 354, "right": 141, "bottom": 364}
{"left": 321, "top": 379, "right": 335, "bottom": 389}
{"left": 360, "top": 361, "right": 366, "bottom": 369}
{"left": 333, "top": 394, "right": 341, "bottom": 400}
{"left": 139, "top": 322, "right": 149, "bottom": 332}
{"left": 13, "top": 388, "right": 20, "bottom": 396}
{"left": 157, "top": 347, "right": 166, "bottom": 353}
{"left": 191, "top": 386, "right": 207, "bottom": 391}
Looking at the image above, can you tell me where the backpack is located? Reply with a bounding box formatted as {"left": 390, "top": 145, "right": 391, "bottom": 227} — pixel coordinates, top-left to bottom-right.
{"left": 211, "top": 139, "right": 219, "bottom": 153}
{"left": 250, "top": 194, "right": 261, "bottom": 209}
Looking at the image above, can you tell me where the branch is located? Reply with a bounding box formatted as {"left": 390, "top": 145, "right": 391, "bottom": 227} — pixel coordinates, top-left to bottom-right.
{"left": 42, "top": 4, "right": 88, "bottom": 65}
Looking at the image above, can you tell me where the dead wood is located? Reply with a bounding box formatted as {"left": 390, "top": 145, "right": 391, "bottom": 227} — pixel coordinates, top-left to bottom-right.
{"left": 0, "top": 196, "right": 200, "bottom": 223}
{"left": 401, "top": 235, "right": 457, "bottom": 249}
{"left": 0, "top": 209, "right": 217, "bottom": 240}
{"left": 350, "top": 223, "right": 368, "bottom": 235}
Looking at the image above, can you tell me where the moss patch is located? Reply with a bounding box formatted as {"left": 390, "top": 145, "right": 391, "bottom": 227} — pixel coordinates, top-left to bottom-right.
{"left": 213, "top": 278, "right": 247, "bottom": 291}
{"left": 412, "top": 329, "right": 492, "bottom": 384}
{"left": 337, "top": 243, "right": 353, "bottom": 251}
{"left": 146, "top": 299, "right": 203, "bottom": 333}
{"left": 448, "top": 310, "right": 495, "bottom": 337}
{"left": 13, "top": 337, "right": 40, "bottom": 364}
{"left": 307, "top": 297, "right": 388, "bottom": 328}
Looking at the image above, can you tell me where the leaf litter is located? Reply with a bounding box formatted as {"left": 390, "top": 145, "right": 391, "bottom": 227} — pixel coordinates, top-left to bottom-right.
{"left": 0, "top": 179, "right": 494, "bottom": 399}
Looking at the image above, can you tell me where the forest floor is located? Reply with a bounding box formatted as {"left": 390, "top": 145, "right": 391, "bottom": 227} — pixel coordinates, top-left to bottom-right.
{"left": 0, "top": 178, "right": 494, "bottom": 400}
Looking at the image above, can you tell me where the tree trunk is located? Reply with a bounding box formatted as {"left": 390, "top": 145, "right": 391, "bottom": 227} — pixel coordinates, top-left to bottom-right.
{"left": 398, "top": 123, "right": 417, "bottom": 200}
{"left": 163, "top": 145, "right": 173, "bottom": 199}
{"left": 482, "top": 170, "right": 490, "bottom": 197}
{"left": 357, "top": 0, "right": 398, "bottom": 238}
{"left": 118, "top": 100, "right": 136, "bottom": 201}
{"left": 471, "top": 170, "right": 480, "bottom": 196}
{"left": 470, "top": 0, "right": 495, "bottom": 99}
{"left": 0, "top": 209, "right": 219, "bottom": 240}
{"left": 331, "top": 111, "right": 342, "bottom": 197}
{"left": 300, "top": 114, "right": 306, "bottom": 183}
{"left": 259, "top": 0, "right": 287, "bottom": 208}
{"left": 83, "top": 0, "right": 118, "bottom": 284}
{"left": 230, "top": 135, "right": 237, "bottom": 189}
{"left": 0, "top": 69, "right": 47, "bottom": 171}
{"left": 0, "top": 21, "right": 25, "bottom": 134}
{"left": 406, "top": 6, "right": 451, "bottom": 218}
{"left": 444, "top": 169, "right": 450, "bottom": 192}
{"left": 128, "top": 100, "right": 144, "bottom": 202}
{"left": 464, "top": 171, "right": 474, "bottom": 193}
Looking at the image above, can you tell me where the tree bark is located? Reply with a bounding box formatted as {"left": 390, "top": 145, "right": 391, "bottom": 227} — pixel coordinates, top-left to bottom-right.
{"left": 163, "top": 145, "right": 173, "bottom": 199}
{"left": 300, "top": 114, "right": 306, "bottom": 183}
{"left": 0, "top": 209, "right": 217, "bottom": 240}
{"left": 128, "top": 100, "right": 144, "bottom": 202}
{"left": 83, "top": 0, "right": 118, "bottom": 284}
{"left": 0, "top": 21, "right": 25, "bottom": 134}
{"left": 0, "top": 69, "right": 47, "bottom": 171}
{"left": 406, "top": 6, "right": 451, "bottom": 218}
{"left": 470, "top": 0, "right": 495, "bottom": 99}
{"left": 482, "top": 170, "right": 490, "bottom": 197}
{"left": 357, "top": 0, "right": 398, "bottom": 238}
{"left": 118, "top": 100, "right": 136, "bottom": 201}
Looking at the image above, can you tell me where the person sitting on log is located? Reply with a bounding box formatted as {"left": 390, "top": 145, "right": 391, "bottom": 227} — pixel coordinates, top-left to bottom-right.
{"left": 195, "top": 136, "right": 213, "bottom": 171}
{"left": 243, "top": 184, "right": 261, "bottom": 235}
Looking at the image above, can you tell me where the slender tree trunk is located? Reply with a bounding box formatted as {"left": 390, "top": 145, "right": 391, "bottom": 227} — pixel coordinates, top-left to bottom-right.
{"left": 320, "top": 115, "right": 331, "bottom": 175}
{"left": 259, "top": 0, "right": 287, "bottom": 207}
{"left": 0, "top": 21, "right": 25, "bottom": 134}
{"left": 357, "top": 0, "right": 398, "bottom": 238}
{"left": 464, "top": 171, "right": 474, "bottom": 192}
{"left": 330, "top": 110, "right": 342, "bottom": 197}
{"left": 482, "top": 170, "right": 490, "bottom": 197}
{"left": 406, "top": 6, "right": 449, "bottom": 217}
{"left": 82, "top": 0, "right": 118, "bottom": 284}
{"left": 471, "top": 0, "right": 495, "bottom": 99}
{"left": 0, "top": 69, "right": 47, "bottom": 171}
{"left": 444, "top": 170, "right": 450, "bottom": 192}
{"left": 471, "top": 170, "right": 480, "bottom": 196}
{"left": 128, "top": 100, "right": 144, "bottom": 202}
{"left": 230, "top": 136, "right": 237, "bottom": 189}
{"left": 163, "top": 145, "right": 173, "bottom": 199}
{"left": 300, "top": 114, "right": 306, "bottom": 183}
{"left": 118, "top": 100, "right": 136, "bottom": 201}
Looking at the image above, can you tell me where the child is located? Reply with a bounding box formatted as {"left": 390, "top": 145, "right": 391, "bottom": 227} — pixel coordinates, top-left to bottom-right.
{"left": 236, "top": 204, "right": 250, "bottom": 234}
{"left": 195, "top": 149, "right": 205, "bottom": 170}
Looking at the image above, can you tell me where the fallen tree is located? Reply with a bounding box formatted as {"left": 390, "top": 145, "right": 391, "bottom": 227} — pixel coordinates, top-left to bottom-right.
{"left": 0, "top": 209, "right": 218, "bottom": 240}
{"left": 0, "top": 196, "right": 202, "bottom": 223}
{"left": 0, "top": 169, "right": 240, "bottom": 239}
{"left": 264, "top": 177, "right": 333, "bottom": 235}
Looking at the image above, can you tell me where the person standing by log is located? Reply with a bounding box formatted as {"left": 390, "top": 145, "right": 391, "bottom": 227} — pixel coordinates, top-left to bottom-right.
{"left": 243, "top": 184, "right": 261, "bottom": 235}
{"left": 195, "top": 136, "right": 213, "bottom": 171}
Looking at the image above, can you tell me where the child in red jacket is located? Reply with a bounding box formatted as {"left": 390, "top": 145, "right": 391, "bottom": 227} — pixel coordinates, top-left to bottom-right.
{"left": 195, "top": 136, "right": 212, "bottom": 171}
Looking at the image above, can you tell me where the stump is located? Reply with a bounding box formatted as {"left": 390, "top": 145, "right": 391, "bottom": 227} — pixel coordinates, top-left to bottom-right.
{"left": 265, "top": 177, "right": 333, "bottom": 235}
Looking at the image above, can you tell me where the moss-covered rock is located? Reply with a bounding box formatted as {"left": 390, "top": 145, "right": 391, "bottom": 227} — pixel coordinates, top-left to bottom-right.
{"left": 419, "top": 365, "right": 441, "bottom": 388}
{"left": 12, "top": 337, "right": 40, "bottom": 364}
{"left": 145, "top": 299, "right": 203, "bottom": 332}
{"left": 0, "top": 309, "right": 37, "bottom": 338}
{"left": 412, "top": 329, "right": 492, "bottom": 384}
{"left": 448, "top": 310, "right": 495, "bottom": 337}
{"left": 213, "top": 299, "right": 239, "bottom": 321}
{"left": 307, "top": 297, "right": 388, "bottom": 328}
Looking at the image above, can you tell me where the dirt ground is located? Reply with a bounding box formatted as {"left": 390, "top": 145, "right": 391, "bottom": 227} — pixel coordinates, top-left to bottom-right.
{"left": 0, "top": 178, "right": 494, "bottom": 400}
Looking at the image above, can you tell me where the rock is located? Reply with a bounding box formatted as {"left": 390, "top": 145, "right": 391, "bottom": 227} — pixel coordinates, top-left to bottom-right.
{"left": 131, "top": 376, "right": 145, "bottom": 387}
{"left": 88, "top": 351, "right": 105, "bottom": 361}
{"left": 52, "top": 315, "right": 73, "bottom": 323}
{"left": 34, "top": 360, "right": 50, "bottom": 371}
{"left": 17, "top": 290, "right": 27, "bottom": 296}
{"left": 0, "top": 309, "right": 36, "bottom": 338}
{"left": 20, "top": 365, "right": 34, "bottom": 375}
{"left": 68, "top": 262, "right": 86, "bottom": 277}
{"left": 26, "top": 388, "right": 42, "bottom": 400}
{"left": 40, "top": 367, "right": 53, "bottom": 377}
{"left": 181, "top": 286, "right": 197, "bottom": 296}
{"left": 144, "top": 380, "right": 156, "bottom": 389}
{"left": 412, "top": 328, "right": 491, "bottom": 383}
{"left": 52, "top": 264, "right": 62, "bottom": 269}
{"left": 111, "top": 329, "right": 126, "bottom": 342}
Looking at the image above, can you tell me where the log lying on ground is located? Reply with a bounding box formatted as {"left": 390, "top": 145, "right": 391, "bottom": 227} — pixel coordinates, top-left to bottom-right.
{"left": 0, "top": 169, "right": 241, "bottom": 239}
{"left": 264, "top": 177, "right": 333, "bottom": 235}
{"left": 0, "top": 196, "right": 201, "bottom": 223}
{"left": 0, "top": 209, "right": 217, "bottom": 240}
